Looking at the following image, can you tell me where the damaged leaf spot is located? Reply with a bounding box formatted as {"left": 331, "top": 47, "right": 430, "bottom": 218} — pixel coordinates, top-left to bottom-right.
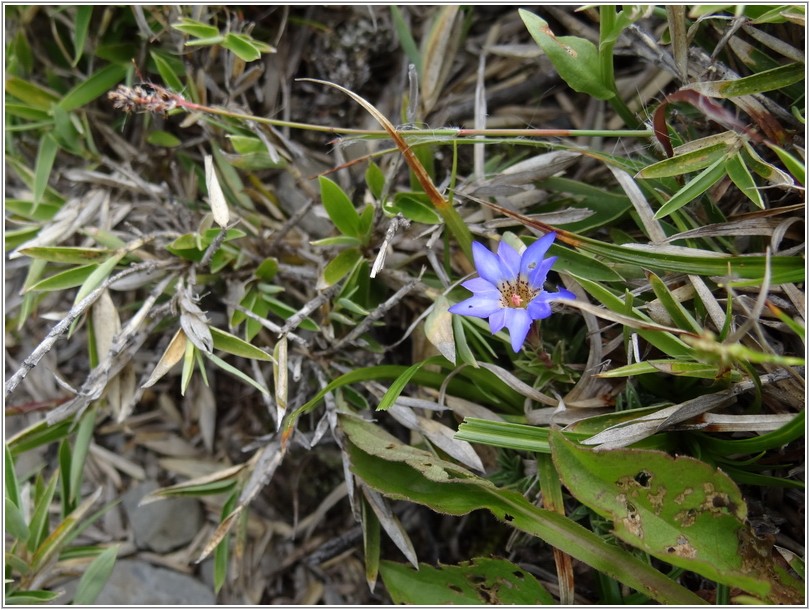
{"left": 666, "top": 535, "right": 697, "bottom": 559}
{"left": 674, "top": 487, "right": 694, "bottom": 505}
{"left": 634, "top": 470, "right": 652, "bottom": 487}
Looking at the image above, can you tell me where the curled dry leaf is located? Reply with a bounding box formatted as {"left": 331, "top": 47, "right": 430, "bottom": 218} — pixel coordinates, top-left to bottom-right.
{"left": 141, "top": 328, "right": 187, "bottom": 388}
{"left": 204, "top": 154, "right": 230, "bottom": 228}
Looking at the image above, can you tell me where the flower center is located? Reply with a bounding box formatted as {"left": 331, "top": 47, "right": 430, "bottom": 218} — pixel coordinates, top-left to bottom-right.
{"left": 499, "top": 277, "right": 538, "bottom": 309}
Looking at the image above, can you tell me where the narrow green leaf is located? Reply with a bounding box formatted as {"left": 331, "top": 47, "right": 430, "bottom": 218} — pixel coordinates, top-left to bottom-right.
{"left": 58, "top": 63, "right": 127, "bottom": 112}
{"left": 362, "top": 494, "right": 381, "bottom": 591}
{"left": 214, "top": 490, "right": 238, "bottom": 593}
{"left": 319, "top": 176, "right": 361, "bottom": 237}
{"left": 653, "top": 155, "right": 728, "bottom": 219}
{"left": 597, "top": 359, "right": 740, "bottom": 380}
{"left": 712, "top": 62, "right": 804, "bottom": 98}
{"left": 149, "top": 50, "right": 185, "bottom": 92}
{"left": 26, "top": 264, "right": 97, "bottom": 293}
{"left": 7, "top": 419, "right": 73, "bottom": 456}
{"left": 647, "top": 271, "right": 703, "bottom": 334}
{"left": 5, "top": 590, "right": 61, "bottom": 604}
{"left": 377, "top": 359, "right": 435, "bottom": 411}
{"left": 73, "top": 255, "right": 123, "bottom": 304}
{"left": 73, "top": 545, "right": 118, "bottom": 604}
{"left": 520, "top": 10, "right": 614, "bottom": 100}
{"left": 310, "top": 235, "right": 362, "bottom": 248}
{"left": 5, "top": 445, "right": 21, "bottom": 508}
{"left": 17, "top": 246, "right": 112, "bottom": 264}
{"left": 27, "top": 471, "right": 59, "bottom": 553}
{"left": 365, "top": 162, "right": 386, "bottom": 200}
{"left": 210, "top": 327, "right": 273, "bottom": 361}
{"left": 204, "top": 352, "right": 270, "bottom": 396}
{"left": 69, "top": 409, "right": 96, "bottom": 506}
{"left": 33, "top": 133, "right": 59, "bottom": 211}
{"left": 725, "top": 152, "right": 764, "bottom": 208}
{"left": 146, "top": 130, "right": 181, "bottom": 147}
{"left": 637, "top": 142, "right": 728, "bottom": 179}
{"left": 72, "top": 7, "right": 93, "bottom": 66}
{"left": 4, "top": 76, "right": 60, "bottom": 110}
{"left": 767, "top": 144, "right": 805, "bottom": 186}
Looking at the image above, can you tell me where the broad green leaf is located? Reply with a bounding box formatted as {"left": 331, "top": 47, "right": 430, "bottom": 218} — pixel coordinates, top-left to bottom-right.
{"left": 381, "top": 557, "right": 555, "bottom": 605}
{"left": 520, "top": 10, "right": 614, "bottom": 100}
{"left": 365, "top": 161, "right": 386, "bottom": 200}
{"left": 222, "top": 33, "right": 274, "bottom": 62}
{"left": 725, "top": 152, "right": 764, "bottom": 208}
{"left": 550, "top": 432, "right": 803, "bottom": 604}
{"left": 390, "top": 193, "right": 441, "bottom": 224}
{"left": 210, "top": 327, "right": 273, "bottom": 361}
{"left": 17, "top": 246, "right": 112, "bottom": 264}
{"left": 342, "top": 414, "right": 706, "bottom": 605}
{"left": 652, "top": 155, "right": 727, "bottom": 219}
{"left": 321, "top": 248, "right": 363, "bottom": 287}
{"left": 73, "top": 545, "right": 118, "bottom": 604}
{"left": 146, "top": 130, "right": 181, "bottom": 147}
{"left": 58, "top": 63, "right": 127, "bottom": 112}
{"left": 33, "top": 133, "right": 58, "bottom": 211}
{"left": 319, "top": 176, "right": 361, "bottom": 237}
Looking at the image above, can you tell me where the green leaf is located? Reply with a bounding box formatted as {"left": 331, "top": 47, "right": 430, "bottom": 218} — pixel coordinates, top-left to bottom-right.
{"left": 319, "top": 176, "right": 361, "bottom": 237}
{"left": 73, "top": 254, "right": 124, "bottom": 305}
{"left": 27, "top": 471, "right": 59, "bottom": 553}
{"left": 222, "top": 33, "right": 273, "bottom": 62}
{"left": 7, "top": 419, "right": 73, "bottom": 456}
{"left": 5, "top": 590, "right": 61, "bottom": 604}
{"left": 520, "top": 10, "right": 614, "bottom": 100}
{"left": 653, "top": 155, "right": 727, "bottom": 219}
{"left": 214, "top": 490, "right": 238, "bottom": 593}
{"left": 362, "top": 495, "right": 381, "bottom": 591}
{"left": 322, "top": 248, "right": 363, "bottom": 287}
{"left": 33, "top": 133, "right": 58, "bottom": 211}
{"left": 377, "top": 359, "right": 437, "bottom": 411}
{"left": 708, "top": 62, "right": 804, "bottom": 98}
{"left": 597, "top": 359, "right": 741, "bottom": 380}
{"left": 26, "top": 264, "right": 97, "bottom": 293}
{"left": 637, "top": 141, "right": 729, "bottom": 179}
{"left": 381, "top": 557, "right": 555, "bottom": 604}
{"left": 5, "top": 445, "right": 22, "bottom": 508}
{"left": 390, "top": 193, "right": 441, "bottom": 224}
{"left": 210, "top": 327, "right": 273, "bottom": 361}
{"left": 149, "top": 50, "right": 185, "bottom": 92}
{"left": 310, "top": 235, "right": 363, "bottom": 248}
{"left": 6, "top": 496, "right": 30, "bottom": 542}
{"left": 342, "top": 414, "right": 706, "bottom": 605}
{"left": 4, "top": 76, "right": 60, "bottom": 110}
{"left": 647, "top": 271, "right": 703, "bottom": 334}
{"left": 58, "top": 63, "right": 127, "bottom": 112}
{"left": 725, "top": 152, "right": 764, "bottom": 208}
{"left": 171, "top": 17, "right": 220, "bottom": 39}
{"left": 73, "top": 545, "right": 118, "bottom": 604}
{"left": 549, "top": 432, "right": 803, "bottom": 603}
{"left": 365, "top": 161, "right": 386, "bottom": 200}
{"left": 204, "top": 352, "right": 269, "bottom": 395}
{"left": 17, "top": 246, "right": 112, "bottom": 264}
{"left": 767, "top": 144, "right": 805, "bottom": 186}
{"left": 146, "top": 130, "right": 181, "bottom": 147}
{"left": 69, "top": 409, "right": 96, "bottom": 506}
{"left": 72, "top": 7, "right": 93, "bottom": 65}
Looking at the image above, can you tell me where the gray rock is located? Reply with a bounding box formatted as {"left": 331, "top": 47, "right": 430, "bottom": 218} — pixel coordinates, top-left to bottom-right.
{"left": 92, "top": 559, "right": 215, "bottom": 605}
{"left": 122, "top": 480, "right": 203, "bottom": 553}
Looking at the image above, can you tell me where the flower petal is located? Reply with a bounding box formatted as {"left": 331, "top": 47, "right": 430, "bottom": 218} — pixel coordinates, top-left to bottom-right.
{"left": 520, "top": 232, "right": 556, "bottom": 277}
{"left": 449, "top": 293, "right": 502, "bottom": 318}
{"left": 496, "top": 240, "right": 521, "bottom": 278}
{"left": 472, "top": 241, "right": 511, "bottom": 285}
{"left": 527, "top": 295, "right": 553, "bottom": 320}
{"left": 547, "top": 287, "right": 576, "bottom": 301}
{"left": 461, "top": 277, "right": 500, "bottom": 295}
{"left": 488, "top": 308, "right": 506, "bottom": 333}
{"left": 527, "top": 256, "right": 556, "bottom": 289}
{"left": 502, "top": 308, "right": 533, "bottom": 352}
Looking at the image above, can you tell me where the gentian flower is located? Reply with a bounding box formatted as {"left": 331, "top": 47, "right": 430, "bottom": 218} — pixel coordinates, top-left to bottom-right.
{"left": 449, "top": 233, "right": 575, "bottom": 352}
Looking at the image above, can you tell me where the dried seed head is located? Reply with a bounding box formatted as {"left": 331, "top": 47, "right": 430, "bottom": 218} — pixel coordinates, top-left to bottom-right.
{"left": 107, "top": 83, "right": 183, "bottom": 115}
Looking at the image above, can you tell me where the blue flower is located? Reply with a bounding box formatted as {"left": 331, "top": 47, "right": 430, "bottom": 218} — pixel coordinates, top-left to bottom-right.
{"left": 449, "top": 233, "right": 575, "bottom": 352}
